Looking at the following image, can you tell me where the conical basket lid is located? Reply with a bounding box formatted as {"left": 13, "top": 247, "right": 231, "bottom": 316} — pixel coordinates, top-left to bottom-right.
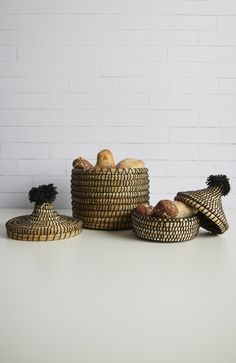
{"left": 6, "top": 203, "right": 83, "bottom": 241}
{"left": 6, "top": 184, "right": 83, "bottom": 241}
{"left": 175, "top": 175, "right": 230, "bottom": 234}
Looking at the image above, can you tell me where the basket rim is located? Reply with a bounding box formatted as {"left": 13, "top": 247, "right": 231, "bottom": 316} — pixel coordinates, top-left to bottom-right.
{"left": 72, "top": 167, "right": 148, "bottom": 175}
{"left": 131, "top": 210, "right": 199, "bottom": 223}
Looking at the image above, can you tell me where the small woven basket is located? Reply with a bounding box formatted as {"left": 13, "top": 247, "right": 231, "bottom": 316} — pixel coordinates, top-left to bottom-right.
{"left": 71, "top": 168, "right": 150, "bottom": 230}
{"left": 131, "top": 211, "right": 200, "bottom": 242}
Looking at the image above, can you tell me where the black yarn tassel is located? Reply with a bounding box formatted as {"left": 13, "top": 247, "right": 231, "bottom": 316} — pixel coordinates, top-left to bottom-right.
{"left": 206, "top": 175, "right": 230, "bottom": 196}
{"left": 28, "top": 184, "right": 58, "bottom": 204}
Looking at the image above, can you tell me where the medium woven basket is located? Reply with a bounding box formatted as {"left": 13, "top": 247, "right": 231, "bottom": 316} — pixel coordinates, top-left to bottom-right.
{"left": 71, "top": 168, "right": 150, "bottom": 230}
{"left": 131, "top": 211, "right": 200, "bottom": 242}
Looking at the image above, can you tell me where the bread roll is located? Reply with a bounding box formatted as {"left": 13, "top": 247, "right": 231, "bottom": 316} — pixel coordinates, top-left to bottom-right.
{"left": 73, "top": 157, "right": 94, "bottom": 169}
{"left": 135, "top": 203, "right": 153, "bottom": 216}
{"left": 95, "top": 149, "right": 115, "bottom": 169}
{"left": 116, "top": 158, "right": 145, "bottom": 169}
{"left": 173, "top": 201, "right": 198, "bottom": 218}
{"left": 152, "top": 200, "right": 178, "bottom": 218}
{"left": 153, "top": 199, "right": 198, "bottom": 218}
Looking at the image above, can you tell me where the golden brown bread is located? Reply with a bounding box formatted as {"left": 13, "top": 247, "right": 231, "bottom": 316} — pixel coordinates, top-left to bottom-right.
{"left": 73, "top": 157, "right": 94, "bottom": 169}
{"left": 173, "top": 201, "right": 198, "bottom": 218}
{"left": 95, "top": 149, "right": 115, "bottom": 169}
{"left": 116, "top": 158, "right": 145, "bottom": 169}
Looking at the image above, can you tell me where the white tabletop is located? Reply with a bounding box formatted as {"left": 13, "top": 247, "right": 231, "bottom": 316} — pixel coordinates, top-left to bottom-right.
{"left": 0, "top": 208, "right": 236, "bottom": 363}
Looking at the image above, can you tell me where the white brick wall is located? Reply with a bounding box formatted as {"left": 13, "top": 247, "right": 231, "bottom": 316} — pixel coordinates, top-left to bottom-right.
{"left": 0, "top": 0, "right": 235, "bottom": 209}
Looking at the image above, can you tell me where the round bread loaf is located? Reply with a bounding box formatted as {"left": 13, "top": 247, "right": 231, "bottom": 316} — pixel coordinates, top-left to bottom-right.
{"left": 95, "top": 149, "right": 115, "bottom": 169}
{"left": 116, "top": 158, "right": 145, "bottom": 169}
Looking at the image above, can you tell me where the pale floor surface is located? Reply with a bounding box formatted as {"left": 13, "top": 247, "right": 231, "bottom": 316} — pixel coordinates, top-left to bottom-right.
{"left": 0, "top": 209, "right": 236, "bottom": 363}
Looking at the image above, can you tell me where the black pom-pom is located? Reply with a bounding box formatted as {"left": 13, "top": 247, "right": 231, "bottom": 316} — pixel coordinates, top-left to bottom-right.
{"left": 28, "top": 184, "right": 57, "bottom": 204}
{"left": 206, "top": 174, "right": 230, "bottom": 196}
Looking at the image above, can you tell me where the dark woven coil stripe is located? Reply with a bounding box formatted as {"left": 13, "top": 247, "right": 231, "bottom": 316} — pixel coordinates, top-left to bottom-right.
{"left": 83, "top": 220, "right": 131, "bottom": 230}
{"left": 72, "top": 195, "right": 149, "bottom": 206}
{"left": 73, "top": 210, "right": 131, "bottom": 218}
{"left": 72, "top": 167, "right": 148, "bottom": 176}
{"left": 72, "top": 201, "right": 145, "bottom": 212}
{"left": 131, "top": 212, "right": 200, "bottom": 242}
{"left": 71, "top": 181, "right": 149, "bottom": 190}
{"left": 71, "top": 189, "right": 149, "bottom": 199}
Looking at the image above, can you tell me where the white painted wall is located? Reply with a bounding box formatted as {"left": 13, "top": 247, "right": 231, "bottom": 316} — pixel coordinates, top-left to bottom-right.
{"left": 0, "top": 0, "right": 235, "bottom": 209}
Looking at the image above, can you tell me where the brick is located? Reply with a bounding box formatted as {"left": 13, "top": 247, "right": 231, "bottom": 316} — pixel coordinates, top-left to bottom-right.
{"left": 199, "top": 111, "right": 221, "bottom": 127}
{"left": 166, "top": 161, "right": 215, "bottom": 177}
{"left": 21, "top": 77, "right": 68, "bottom": 93}
{"left": 150, "top": 110, "right": 198, "bottom": 126}
{"left": 168, "top": 46, "right": 236, "bottom": 62}
{"left": 170, "top": 127, "right": 222, "bottom": 144}
{"left": 119, "top": 15, "right": 216, "bottom": 30}
{"left": 17, "top": 160, "right": 66, "bottom": 176}
{"left": 1, "top": 143, "right": 50, "bottom": 159}
{"left": 49, "top": 110, "right": 98, "bottom": 126}
{"left": 0, "top": 46, "right": 16, "bottom": 60}
{"left": 218, "top": 16, "right": 236, "bottom": 31}
{"left": 118, "top": 127, "right": 168, "bottom": 143}
{"left": 199, "top": 31, "right": 236, "bottom": 46}
{"left": 199, "top": 95, "right": 236, "bottom": 110}
{"left": 100, "top": 62, "right": 149, "bottom": 77}
{"left": 221, "top": 111, "right": 236, "bottom": 127}
{"left": 200, "top": 145, "right": 236, "bottom": 161}
{"left": 220, "top": 79, "right": 236, "bottom": 94}
{"left": 0, "top": 15, "right": 18, "bottom": 30}
{"left": 98, "top": 110, "right": 149, "bottom": 126}
{"left": 69, "top": 77, "right": 119, "bottom": 93}
{"left": 170, "top": 78, "right": 218, "bottom": 94}
{"left": 148, "top": 31, "right": 197, "bottom": 46}
{"left": 0, "top": 78, "right": 21, "bottom": 92}
{"left": 150, "top": 144, "right": 199, "bottom": 160}
{"left": 150, "top": 177, "right": 182, "bottom": 194}
{"left": 0, "top": 93, "right": 49, "bottom": 109}
{"left": 0, "top": 110, "right": 48, "bottom": 126}
{"left": 0, "top": 176, "right": 32, "bottom": 192}
{"left": 0, "top": 160, "right": 16, "bottom": 175}
{"left": 150, "top": 94, "right": 198, "bottom": 109}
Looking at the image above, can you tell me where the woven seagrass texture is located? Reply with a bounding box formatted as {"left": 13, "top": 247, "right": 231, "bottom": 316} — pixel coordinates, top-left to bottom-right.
{"left": 131, "top": 211, "right": 200, "bottom": 242}
{"left": 6, "top": 203, "right": 83, "bottom": 241}
{"left": 175, "top": 186, "right": 228, "bottom": 234}
{"left": 71, "top": 167, "right": 150, "bottom": 230}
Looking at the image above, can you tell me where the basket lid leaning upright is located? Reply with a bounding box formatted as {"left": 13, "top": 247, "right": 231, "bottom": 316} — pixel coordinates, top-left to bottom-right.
{"left": 6, "top": 184, "right": 83, "bottom": 241}
{"left": 174, "top": 175, "right": 230, "bottom": 234}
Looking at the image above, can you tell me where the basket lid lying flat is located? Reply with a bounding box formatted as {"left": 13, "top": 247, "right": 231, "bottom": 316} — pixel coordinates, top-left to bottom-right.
{"left": 6, "top": 184, "right": 83, "bottom": 241}
{"left": 175, "top": 175, "right": 230, "bottom": 234}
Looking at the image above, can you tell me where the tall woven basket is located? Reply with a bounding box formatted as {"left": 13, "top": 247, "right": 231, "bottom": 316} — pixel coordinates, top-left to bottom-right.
{"left": 71, "top": 168, "right": 150, "bottom": 230}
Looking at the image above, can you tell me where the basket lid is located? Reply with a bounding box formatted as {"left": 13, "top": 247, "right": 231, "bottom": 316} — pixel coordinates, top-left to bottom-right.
{"left": 6, "top": 184, "right": 83, "bottom": 241}
{"left": 174, "top": 175, "right": 230, "bottom": 234}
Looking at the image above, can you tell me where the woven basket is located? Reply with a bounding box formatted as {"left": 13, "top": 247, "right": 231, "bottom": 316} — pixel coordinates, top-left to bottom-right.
{"left": 6, "top": 203, "right": 83, "bottom": 242}
{"left": 71, "top": 168, "right": 150, "bottom": 230}
{"left": 131, "top": 211, "right": 200, "bottom": 242}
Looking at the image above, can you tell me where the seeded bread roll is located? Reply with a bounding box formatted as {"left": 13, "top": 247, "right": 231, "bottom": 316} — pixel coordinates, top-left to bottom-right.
{"left": 116, "top": 158, "right": 145, "bottom": 169}
{"left": 73, "top": 157, "right": 94, "bottom": 169}
{"left": 135, "top": 203, "right": 153, "bottom": 216}
{"left": 95, "top": 149, "right": 115, "bottom": 169}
